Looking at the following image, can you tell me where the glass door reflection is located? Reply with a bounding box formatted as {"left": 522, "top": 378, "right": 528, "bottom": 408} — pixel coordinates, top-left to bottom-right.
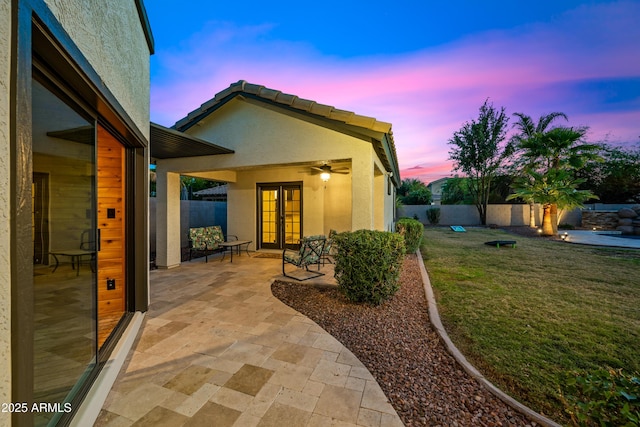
{"left": 32, "top": 78, "right": 97, "bottom": 426}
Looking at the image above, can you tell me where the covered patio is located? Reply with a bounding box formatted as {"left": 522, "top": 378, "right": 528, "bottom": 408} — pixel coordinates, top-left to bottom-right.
{"left": 151, "top": 81, "right": 401, "bottom": 269}
{"left": 96, "top": 254, "right": 403, "bottom": 426}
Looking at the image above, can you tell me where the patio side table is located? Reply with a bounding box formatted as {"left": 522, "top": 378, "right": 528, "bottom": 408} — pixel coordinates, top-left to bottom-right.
{"left": 218, "top": 240, "right": 252, "bottom": 263}
{"left": 50, "top": 249, "right": 95, "bottom": 275}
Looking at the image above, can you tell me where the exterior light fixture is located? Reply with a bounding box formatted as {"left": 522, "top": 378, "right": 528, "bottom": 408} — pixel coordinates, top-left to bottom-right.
{"left": 561, "top": 232, "right": 568, "bottom": 241}
{"left": 537, "top": 228, "right": 542, "bottom": 234}
{"left": 320, "top": 165, "right": 331, "bottom": 182}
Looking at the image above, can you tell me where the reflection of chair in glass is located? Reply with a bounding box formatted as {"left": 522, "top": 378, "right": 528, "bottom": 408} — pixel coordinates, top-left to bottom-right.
{"left": 50, "top": 229, "right": 96, "bottom": 275}
{"left": 80, "top": 229, "right": 97, "bottom": 272}
{"left": 282, "top": 235, "right": 326, "bottom": 281}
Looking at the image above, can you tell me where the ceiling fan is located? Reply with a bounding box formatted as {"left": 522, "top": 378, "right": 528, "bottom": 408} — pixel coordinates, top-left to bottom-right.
{"left": 310, "top": 164, "right": 349, "bottom": 181}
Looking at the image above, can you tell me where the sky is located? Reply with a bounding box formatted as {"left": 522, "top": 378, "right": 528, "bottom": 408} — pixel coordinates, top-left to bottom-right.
{"left": 146, "top": 0, "right": 640, "bottom": 184}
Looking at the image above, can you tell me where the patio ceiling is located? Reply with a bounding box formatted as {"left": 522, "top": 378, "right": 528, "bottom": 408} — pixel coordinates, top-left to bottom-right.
{"left": 150, "top": 122, "right": 234, "bottom": 159}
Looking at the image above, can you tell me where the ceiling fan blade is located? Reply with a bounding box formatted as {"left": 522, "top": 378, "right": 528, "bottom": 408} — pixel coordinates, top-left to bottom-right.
{"left": 332, "top": 170, "right": 349, "bottom": 174}
{"left": 310, "top": 166, "right": 324, "bottom": 172}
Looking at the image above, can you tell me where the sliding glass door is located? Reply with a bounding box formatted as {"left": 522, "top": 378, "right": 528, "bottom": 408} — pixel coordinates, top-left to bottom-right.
{"left": 32, "top": 78, "right": 98, "bottom": 426}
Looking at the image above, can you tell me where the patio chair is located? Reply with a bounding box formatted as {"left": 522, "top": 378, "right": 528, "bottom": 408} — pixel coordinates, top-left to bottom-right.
{"left": 282, "top": 235, "right": 326, "bottom": 281}
{"left": 320, "top": 229, "right": 338, "bottom": 266}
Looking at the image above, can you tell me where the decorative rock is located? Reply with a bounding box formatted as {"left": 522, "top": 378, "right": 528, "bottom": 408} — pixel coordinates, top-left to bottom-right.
{"left": 581, "top": 211, "right": 619, "bottom": 230}
{"left": 618, "top": 218, "right": 634, "bottom": 226}
{"left": 632, "top": 205, "right": 640, "bottom": 215}
{"left": 617, "top": 225, "right": 634, "bottom": 234}
{"left": 618, "top": 208, "right": 638, "bottom": 218}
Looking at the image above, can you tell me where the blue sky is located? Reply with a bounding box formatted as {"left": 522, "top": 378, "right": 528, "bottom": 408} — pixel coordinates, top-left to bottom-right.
{"left": 146, "top": 1, "right": 640, "bottom": 183}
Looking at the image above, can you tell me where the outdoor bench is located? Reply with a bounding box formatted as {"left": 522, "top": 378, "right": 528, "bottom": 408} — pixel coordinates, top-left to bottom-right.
{"left": 188, "top": 225, "right": 237, "bottom": 262}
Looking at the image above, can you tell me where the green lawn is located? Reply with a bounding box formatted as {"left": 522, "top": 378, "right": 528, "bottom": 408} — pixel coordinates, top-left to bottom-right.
{"left": 421, "top": 227, "right": 640, "bottom": 423}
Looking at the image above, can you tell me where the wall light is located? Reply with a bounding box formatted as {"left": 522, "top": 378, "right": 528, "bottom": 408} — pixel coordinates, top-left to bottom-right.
{"left": 319, "top": 165, "right": 332, "bottom": 182}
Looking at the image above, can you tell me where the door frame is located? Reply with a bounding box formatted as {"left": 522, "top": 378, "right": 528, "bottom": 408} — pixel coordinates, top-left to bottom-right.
{"left": 257, "top": 182, "right": 303, "bottom": 250}
{"left": 32, "top": 172, "right": 50, "bottom": 265}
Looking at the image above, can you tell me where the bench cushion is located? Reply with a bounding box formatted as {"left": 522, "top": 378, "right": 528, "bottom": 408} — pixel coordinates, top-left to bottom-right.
{"left": 190, "top": 226, "right": 224, "bottom": 250}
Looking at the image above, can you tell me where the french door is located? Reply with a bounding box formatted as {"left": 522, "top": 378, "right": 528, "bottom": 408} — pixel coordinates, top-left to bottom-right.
{"left": 258, "top": 183, "right": 302, "bottom": 250}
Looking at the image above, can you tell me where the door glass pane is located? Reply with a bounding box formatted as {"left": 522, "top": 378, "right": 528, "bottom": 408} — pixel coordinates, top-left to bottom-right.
{"left": 284, "top": 188, "right": 301, "bottom": 245}
{"left": 32, "top": 79, "right": 97, "bottom": 426}
{"left": 261, "top": 189, "right": 278, "bottom": 244}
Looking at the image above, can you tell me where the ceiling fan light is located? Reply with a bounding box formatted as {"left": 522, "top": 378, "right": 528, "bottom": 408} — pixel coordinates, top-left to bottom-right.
{"left": 320, "top": 171, "right": 331, "bottom": 182}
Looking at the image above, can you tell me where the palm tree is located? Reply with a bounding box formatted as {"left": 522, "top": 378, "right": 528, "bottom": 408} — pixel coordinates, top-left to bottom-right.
{"left": 511, "top": 113, "right": 602, "bottom": 233}
{"left": 507, "top": 170, "right": 597, "bottom": 235}
{"left": 511, "top": 112, "right": 568, "bottom": 227}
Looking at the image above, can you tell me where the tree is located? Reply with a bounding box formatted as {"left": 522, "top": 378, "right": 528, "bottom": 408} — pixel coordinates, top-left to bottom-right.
{"left": 576, "top": 144, "right": 640, "bottom": 203}
{"left": 397, "top": 178, "right": 432, "bottom": 205}
{"left": 510, "top": 112, "right": 601, "bottom": 234}
{"left": 507, "top": 170, "right": 597, "bottom": 235}
{"left": 180, "top": 176, "right": 224, "bottom": 200}
{"left": 440, "top": 176, "right": 474, "bottom": 205}
{"left": 510, "top": 112, "right": 568, "bottom": 227}
{"left": 448, "top": 100, "right": 512, "bottom": 224}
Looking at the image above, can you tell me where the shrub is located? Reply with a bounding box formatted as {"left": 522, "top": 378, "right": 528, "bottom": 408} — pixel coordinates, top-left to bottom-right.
{"left": 396, "top": 218, "right": 424, "bottom": 253}
{"left": 426, "top": 207, "right": 441, "bottom": 225}
{"left": 559, "top": 223, "right": 576, "bottom": 230}
{"left": 560, "top": 368, "right": 640, "bottom": 426}
{"left": 333, "top": 230, "right": 405, "bottom": 305}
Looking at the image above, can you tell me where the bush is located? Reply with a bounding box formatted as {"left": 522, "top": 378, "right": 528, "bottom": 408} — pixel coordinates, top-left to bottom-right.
{"left": 426, "top": 207, "right": 441, "bottom": 225}
{"left": 560, "top": 368, "right": 640, "bottom": 426}
{"left": 396, "top": 218, "right": 424, "bottom": 253}
{"left": 559, "top": 223, "right": 576, "bottom": 230}
{"left": 333, "top": 230, "right": 405, "bottom": 305}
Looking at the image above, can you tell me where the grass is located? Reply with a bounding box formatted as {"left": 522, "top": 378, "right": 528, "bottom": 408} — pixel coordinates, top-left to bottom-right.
{"left": 421, "top": 227, "right": 640, "bottom": 423}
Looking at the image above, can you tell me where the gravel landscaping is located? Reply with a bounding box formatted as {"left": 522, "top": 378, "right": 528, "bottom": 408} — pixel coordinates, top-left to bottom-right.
{"left": 272, "top": 254, "right": 540, "bottom": 427}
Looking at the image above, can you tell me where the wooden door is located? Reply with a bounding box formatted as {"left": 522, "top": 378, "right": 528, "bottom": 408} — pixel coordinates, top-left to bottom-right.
{"left": 97, "top": 125, "right": 126, "bottom": 347}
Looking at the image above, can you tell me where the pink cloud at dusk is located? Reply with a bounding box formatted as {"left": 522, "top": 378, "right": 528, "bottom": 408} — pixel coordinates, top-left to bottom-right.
{"left": 151, "top": 1, "right": 640, "bottom": 183}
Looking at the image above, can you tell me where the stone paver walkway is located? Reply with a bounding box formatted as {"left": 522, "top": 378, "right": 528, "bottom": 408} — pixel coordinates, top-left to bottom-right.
{"left": 96, "top": 254, "right": 403, "bottom": 427}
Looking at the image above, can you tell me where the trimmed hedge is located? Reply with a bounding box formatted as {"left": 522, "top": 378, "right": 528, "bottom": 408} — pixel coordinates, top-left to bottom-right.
{"left": 333, "top": 230, "right": 405, "bottom": 305}
{"left": 396, "top": 218, "right": 424, "bottom": 253}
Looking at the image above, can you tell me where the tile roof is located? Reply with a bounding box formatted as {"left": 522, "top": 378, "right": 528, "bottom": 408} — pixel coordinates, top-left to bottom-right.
{"left": 176, "top": 80, "right": 392, "bottom": 134}
{"left": 173, "top": 80, "right": 400, "bottom": 183}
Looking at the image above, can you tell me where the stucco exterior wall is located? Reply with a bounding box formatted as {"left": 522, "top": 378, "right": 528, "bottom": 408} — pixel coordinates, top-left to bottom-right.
{"left": 160, "top": 99, "right": 379, "bottom": 229}
{"left": 0, "top": 0, "right": 11, "bottom": 413}
{"left": 155, "top": 98, "right": 399, "bottom": 264}
{"left": 228, "top": 165, "right": 353, "bottom": 246}
{"left": 43, "top": 0, "right": 150, "bottom": 136}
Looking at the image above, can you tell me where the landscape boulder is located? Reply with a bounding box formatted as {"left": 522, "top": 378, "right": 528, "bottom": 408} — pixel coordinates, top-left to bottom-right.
{"left": 618, "top": 218, "right": 634, "bottom": 226}
{"left": 618, "top": 208, "right": 638, "bottom": 218}
{"left": 617, "top": 225, "right": 635, "bottom": 234}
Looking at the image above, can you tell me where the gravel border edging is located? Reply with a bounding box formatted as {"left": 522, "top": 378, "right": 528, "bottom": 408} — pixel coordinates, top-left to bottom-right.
{"left": 416, "top": 249, "right": 563, "bottom": 427}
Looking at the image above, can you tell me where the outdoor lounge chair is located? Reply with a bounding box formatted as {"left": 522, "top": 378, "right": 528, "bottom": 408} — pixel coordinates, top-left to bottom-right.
{"left": 320, "top": 229, "right": 338, "bottom": 266}
{"left": 282, "top": 235, "right": 326, "bottom": 281}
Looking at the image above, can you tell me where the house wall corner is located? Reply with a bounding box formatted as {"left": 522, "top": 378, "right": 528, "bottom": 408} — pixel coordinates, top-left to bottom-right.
{"left": 0, "top": 0, "right": 12, "bottom": 413}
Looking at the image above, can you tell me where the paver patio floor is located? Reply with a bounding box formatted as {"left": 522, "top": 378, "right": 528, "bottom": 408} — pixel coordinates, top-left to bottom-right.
{"left": 96, "top": 254, "right": 403, "bottom": 427}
